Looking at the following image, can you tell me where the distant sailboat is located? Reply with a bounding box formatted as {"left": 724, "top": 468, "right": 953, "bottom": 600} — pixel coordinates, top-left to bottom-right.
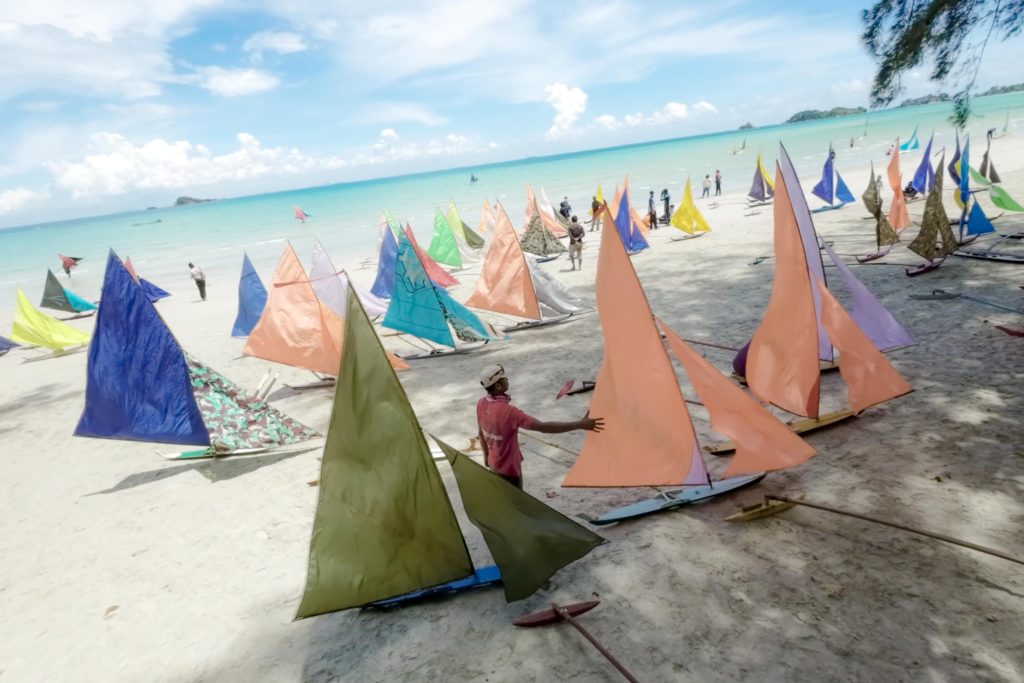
{"left": 294, "top": 206, "right": 309, "bottom": 222}
{"left": 123, "top": 257, "right": 171, "bottom": 302}
{"left": 899, "top": 125, "right": 920, "bottom": 151}
{"left": 859, "top": 115, "right": 869, "bottom": 140}
{"left": 731, "top": 137, "right": 747, "bottom": 155}
{"left": 295, "top": 285, "right": 603, "bottom": 617}
{"left": 810, "top": 145, "right": 856, "bottom": 213}
{"left": 747, "top": 152, "right": 775, "bottom": 205}
{"left": 470, "top": 173, "right": 479, "bottom": 183}
{"left": 668, "top": 178, "right": 711, "bottom": 241}
{"left": 58, "top": 254, "right": 83, "bottom": 276}
{"left": 465, "top": 202, "right": 587, "bottom": 332}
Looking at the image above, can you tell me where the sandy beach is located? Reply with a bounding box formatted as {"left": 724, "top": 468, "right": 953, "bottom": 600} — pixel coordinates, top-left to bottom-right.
{"left": 1, "top": 142, "right": 1022, "bottom": 682}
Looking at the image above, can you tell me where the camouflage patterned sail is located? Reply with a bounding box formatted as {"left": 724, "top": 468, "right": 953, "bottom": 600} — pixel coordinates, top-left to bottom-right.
{"left": 907, "top": 152, "right": 957, "bottom": 262}
{"left": 862, "top": 163, "right": 899, "bottom": 250}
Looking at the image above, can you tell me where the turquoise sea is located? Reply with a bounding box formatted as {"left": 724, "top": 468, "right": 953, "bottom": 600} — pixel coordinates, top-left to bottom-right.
{"left": 1, "top": 92, "right": 1021, "bottom": 314}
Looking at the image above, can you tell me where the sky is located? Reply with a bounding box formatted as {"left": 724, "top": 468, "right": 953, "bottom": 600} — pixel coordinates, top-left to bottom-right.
{"left": 1, "top": 0, "right": 1022, "bottom": 227}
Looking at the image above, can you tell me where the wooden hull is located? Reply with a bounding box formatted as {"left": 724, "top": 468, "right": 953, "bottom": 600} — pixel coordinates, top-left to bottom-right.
{"left": 705, "top": 409, "right": 856, "bottom": 455}
{"left": 905, "top": 259, "right": 945, "bottom": 277}
{"left": 584, "top": 474, "right": 766, "bottom": 525}
{"left": 669, "top": 232, "right": 708, "bottom": 243}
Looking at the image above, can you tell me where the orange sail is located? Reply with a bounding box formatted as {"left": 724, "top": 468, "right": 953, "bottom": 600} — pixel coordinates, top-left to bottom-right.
{"left": 478, "top": 201, "right": 495, "bottom": 234}
{"left": 816, "top": 278, "right": 911, "bottom": 414}
{"left": 464, "top": 208, "right": 541, "bottom": 320}
{"left": 659, "top": 318, "right": 815, "bottom": 477}
{"left": 404, "top": 225, "right": 458, "bottom": 288}
{"left": 746, "top": 159, "right": 821, "bottom": 419}
{"left": 887, "top": 140, "right": 911, "bottom": 232}
{"left": 243, "top": 244, "right": 345, "bottom": 376}
{"left": 526, "top": 183, "right": 568, "bottom": 238}
{"left": 629, "top": 205, "right": 651, "bottom": 235}
{"left": 494, "top": 201, "right": 518, "bottom": 235}
{"left": 563, "top": 211, "right": 704, "bottom": 487}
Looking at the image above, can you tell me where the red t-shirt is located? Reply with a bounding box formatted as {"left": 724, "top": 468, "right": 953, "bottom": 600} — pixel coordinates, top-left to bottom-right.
{"left": 476, "top": 394, "right": 537, "bottom": 476}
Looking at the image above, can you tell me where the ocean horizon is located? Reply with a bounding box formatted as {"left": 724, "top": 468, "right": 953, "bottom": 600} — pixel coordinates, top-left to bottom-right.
{"left": 1, "top": 91, "right": 1021, "bottom": 315}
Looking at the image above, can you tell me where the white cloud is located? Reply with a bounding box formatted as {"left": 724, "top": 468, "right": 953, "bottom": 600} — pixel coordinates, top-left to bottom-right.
{"left": 243, "top": 31, "right": 307, "bottom": 62}
{"left": 45, "top": 132, "right": 345, "bottom": 198}
{"left": 693, "top": 100, "right": 719, "bottom": 114}
{"left": 545, "top": 83, "right": 587, "bottom": 139}
{"left": 359, "top": 127, "right": 488, "bottom": 164}
{"left": 0, "top": 186, "right": 50, "bottom": 215}
{"left": 594, "top": 114, "right": 619, "bottom": 130}
{"left": 831, "top": 78, "right": 865, "bottom": 96}
{"left": 379, "top": 128, "right": 399, "bottom": 141}
{"left": 18, "top": 100, "right": 62, "bottom": 113}
{"left": 194, "top": 67, "right": 280, "bottom": 97}
{"left": 356, "top": 102, "right": 447, "bottom": 126}
{"left": 588, "top": 99, "right": 718, "bottom": 131}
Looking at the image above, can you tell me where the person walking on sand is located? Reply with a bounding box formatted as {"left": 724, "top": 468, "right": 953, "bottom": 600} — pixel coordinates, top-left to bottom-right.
{"left": 702, "top": 175, "right": 711, "bottom": 198}
{"left": 477, "top": 364, "right": 604, "bottom": 489}
{"left": 648, "top": 190, "right": 656, "bottom": 217}
{"left": 714, "top": 170, "right": 722, "bottom": 197}
{"left": 589, "top": 196, "right": 602, "bottom": 231}
{"left": 188, "top": 262, "right": 206, "bottom": 301}
{"left": 568, "top": 216, "right": 585, "bottom": 270}
{"left": 660, "top": 188, "right": 670, "bottom": 222}
{"left": 559, "top": 196, "right": 572, "bottom": 219}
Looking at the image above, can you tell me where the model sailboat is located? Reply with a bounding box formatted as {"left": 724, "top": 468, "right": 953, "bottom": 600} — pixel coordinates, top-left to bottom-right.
{"left": 857, "top": 163, "right": 900, "bottom": 262}
{"left": 465, "top": 202, "right": 587, "bottom": 332}
{"left": 747, "top": 152, "right": 775, "bottom": 205}
{"left": 955, "top": 136, "right": 996, "bottom": 243}
{"left": 39, "top": 269, "right": 96, "bottom": 319}
{"left": 231, "top": 253, "right": 268, "bottom": 337}
{"left": 427, "top": 207, "right": 480, "bottom": 269}
{"left": 370, "top": 225, "right": 399, "bottom": 299}
{"left": 295, "top": 287, "right": 603, "bottom": 616}
{"left": 724, "top": 145, "right": 912, "bottom": 452}
{"left": 900, "top": 125, "right": 920, "bottom": 151}
{"left": 906, "top": 152, "right": 958, "bottom": 276}
{"left": 310, "top": 239, "right": 387, "bottom": 318}
{"left": 886, "top": 140, "right": 912, "bottom": 233}
{"left": 520, "top": 205, "right": 568, "bottom": 258}
{"left": 668, "top": 178, "right": 711, "bottom": 241}
{"left": 526, "top": 183, "right": 568, "bottom": 238}
{"left": 909, "top": 133, "right": 936, "bottom": 196}
{"left": 123, "top": 257, "right": 171, "bottom": 302}
{"left": 10, "top": 288, "right": 90, "bottom": 359}
{"left": 76, "top": 251, "right": 319, "bottom": 458}
{"left": 382, "top": 234, "right": 502, "bottom": 358}
{"left": 611, "top": 188, "right": 649, "bottom": 254}
{"left": 447, "top": 200, "right": 486, "bottom": 248}
{"left": 810, "top": 145, "right": 856, "bottom": 213}
{"left": 560, "top": 197, "right": 815, "bottom": 524}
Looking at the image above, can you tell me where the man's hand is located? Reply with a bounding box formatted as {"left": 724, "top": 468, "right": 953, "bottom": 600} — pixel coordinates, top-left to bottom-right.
{"left": 579, "top": 410, "right": 604, "bottom": 433}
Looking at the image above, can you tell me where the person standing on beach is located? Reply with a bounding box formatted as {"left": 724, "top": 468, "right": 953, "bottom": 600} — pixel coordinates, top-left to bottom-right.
{"left": 714, "top": 171, "right": 722, "bottom": 197}
{"left": 648, "top": 191, "right": 656, "bottom": 217}
{"left": 477, "top": 364, "right": 604, "bottom": 489}
{"left": 702, "top": 175, "right": 712, "bottom": 198}
{"left": 589, "top": 196, "right": 602, "bottom": 231}
{"left": 559, "top": 196, "right": 572, "bottom": 219}
{"left": 188, "top": 262, "right": 206, "bottom": 301}
{"left": 660, "top": 188, "right": 670, "bottom": 222}
{"left": 568, "top": 216, "right": 585, "bottom": 270}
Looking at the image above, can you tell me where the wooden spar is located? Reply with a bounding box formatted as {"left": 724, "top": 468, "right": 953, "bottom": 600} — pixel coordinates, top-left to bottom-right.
{"left": 514, "top": 601, "right": 640, "bottom": 683}
{"left": 727, "top": 495, "right": 1024, "bottom": 567}
{"left": 680, "top": 338, "right": 738, "bottom": 353}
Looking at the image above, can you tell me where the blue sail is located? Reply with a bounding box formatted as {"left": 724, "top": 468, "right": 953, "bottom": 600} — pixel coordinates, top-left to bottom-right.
{"left": 231, "top": 253, "right": 268, "bottom": 337}
{"left": 75, "top": 250, "right": 208, "bottom": 446}
{"left": 965, "top": 200, "right": 996, "bottom": 236}
{"left": 383, "top": 235, "right": 491, "bottom": 347}
{"left": 140, "top": 278, "right": 170, "bottom": 302}
{"left": 948, "top": 132, "right": 961, "bottom": 185}
{"left": 959, "top": 136, "right": 971, "bottom": 205}
{"left": 64, "top": 287, "right": 97, "bottom": 312}
{"left": 370, "top": 226, "right": 399, "bottom": 299}
{"left": 910, "top": 134, "right": 935, "bottom": 194}
{"left": 835, "top": 172, "right": 856, "bottom": 204}
{"left": 0, "top": 335, "right": 18, "bottom": 353}
{"left": 811, "top": 150, "right": 835, "bottom": 204}
{"left": 613, "top": 192, "right": 648, "bottom": 253}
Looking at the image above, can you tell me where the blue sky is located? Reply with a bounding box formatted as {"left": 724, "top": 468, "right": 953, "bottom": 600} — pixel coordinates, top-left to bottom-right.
{"left": 1, "top": 0, "right": 1021, "bottom": 227}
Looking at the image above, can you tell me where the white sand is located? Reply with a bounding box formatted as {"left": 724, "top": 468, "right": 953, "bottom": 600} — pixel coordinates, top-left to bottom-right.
{"left": 1, "top": 141, "right": 1023, "bottom": 683}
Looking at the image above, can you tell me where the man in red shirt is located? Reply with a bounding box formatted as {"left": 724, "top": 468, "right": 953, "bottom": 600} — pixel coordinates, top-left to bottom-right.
{"left": 476, "top": 364, "right": 603, "bottom": 489}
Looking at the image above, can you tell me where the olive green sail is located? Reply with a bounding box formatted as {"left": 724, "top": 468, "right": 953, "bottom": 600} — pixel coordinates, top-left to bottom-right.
{"left": 907, "top": 152, "right": 958, "bottom": 262}
{"left": 447, "top": 200, "right": 485, "bottom": 249}
{"left": 295, "top": 286, "right": 473, "bottom": 619}
{"left": 437, "top": 438, "right": 604, "bottom": 602}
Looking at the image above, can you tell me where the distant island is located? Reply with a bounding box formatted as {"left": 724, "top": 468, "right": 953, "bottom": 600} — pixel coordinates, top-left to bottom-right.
{"left": 174, "top": 196, "right": 214, "bottom": 206}
{"left": 739, "top": 122, "right": 754, "bottom": 130}
{"left": 979, "top": 82, "right": 1024, "bottom": 96}
{"left": 784, "top": 106, "right": 866, "bottom": 124}
{"left": 899, "top": 93, "right": 950, "bottom": 107}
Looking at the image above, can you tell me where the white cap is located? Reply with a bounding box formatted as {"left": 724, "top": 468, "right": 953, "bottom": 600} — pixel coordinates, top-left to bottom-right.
{"left": 479, "top": 364, "right": 505, "bottom": 388}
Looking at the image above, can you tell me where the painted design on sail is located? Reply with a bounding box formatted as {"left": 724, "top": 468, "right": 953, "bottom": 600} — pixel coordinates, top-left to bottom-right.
{"left": 76, "top": 250, "right": 318, "bottom": 451}
{"left": 669, "top": 178, "right": 712, "bottom": 235}
{"left": 11, "top": 288, "right": 90, "bottom": 351}
{"left": 232, "top": 253, "right": 268, "bottom": 337}
{"left": 810, "top": 145, "right": 856, "bottom": 212}
{"left": 886, "top": 140, "right": 911, "bottom": 232}
{"left": 745, "top": 144, "right": 912, "bottom": 420}
{"left": 309, "top": 239, "right": 388, "bottom": 319}
{"left": 404, "top": 225, "right": 459, "bottom": 288}
{"left": 466, "top": 203, "right": 586, "bottom": 330}
{"left": 39, "top": 269, "right": 96, "bottom": 316}
{"left": 295, "top": 286, "right": 602, "bottom": 617}
{"left": 747, "top": 152, "right": 775, "bottom": 203}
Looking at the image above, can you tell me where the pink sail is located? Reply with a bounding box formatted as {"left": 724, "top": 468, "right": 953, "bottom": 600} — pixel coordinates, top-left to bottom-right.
{"left": 403, "top": 225, "right": 458, "bottom": 288}
{"left": 887, "top": 142, "right": 911, "bottom": 232}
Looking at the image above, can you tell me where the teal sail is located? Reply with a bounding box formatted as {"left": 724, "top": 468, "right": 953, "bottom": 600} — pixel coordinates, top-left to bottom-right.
{"left": 382, "top": 235, "right": 492, "bottom": 347}
{"left": 40, "top": 269, "right": 96, "bottom": 314}
{"left": 900, "top": 125, "right": 920, "bottom": 151}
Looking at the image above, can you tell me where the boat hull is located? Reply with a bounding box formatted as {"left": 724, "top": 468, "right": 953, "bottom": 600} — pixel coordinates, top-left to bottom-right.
{"left": 585, "top": 474, "right": 766, "bottom": 525}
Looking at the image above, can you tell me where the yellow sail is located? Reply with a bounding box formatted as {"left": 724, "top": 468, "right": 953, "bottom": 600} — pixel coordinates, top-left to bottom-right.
{"left": 758, "top": 154, "right": 775, "bottom": 190}
{"left": 669, "top": 178, "right": 712, "bottom": 235}
{"left": 11, "top": 288, "right": 90, "bottom": 350}
{"left": 591, "top": 184, "right": 606, "bottom": 217}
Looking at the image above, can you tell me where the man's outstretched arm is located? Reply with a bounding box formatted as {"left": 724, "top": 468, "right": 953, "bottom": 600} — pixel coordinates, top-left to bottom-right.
{"left": 523, "top": 411, "right": 604, "bottom": 435}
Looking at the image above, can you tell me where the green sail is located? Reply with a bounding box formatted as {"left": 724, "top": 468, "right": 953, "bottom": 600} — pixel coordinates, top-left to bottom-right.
{"left": 437, "top": 438, "right": 604, "bottom": 602}
{"left": 447, "top": 200, "right": 485, "bottom": 249}
{"left": 295, "top": 285, "right": 473, "bottom": 618}
{"left": 990, "top": 184, "right": 1024, "bottom": 212}
{"left": 427, "top": 208, "right": 463, "bottom": 267}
